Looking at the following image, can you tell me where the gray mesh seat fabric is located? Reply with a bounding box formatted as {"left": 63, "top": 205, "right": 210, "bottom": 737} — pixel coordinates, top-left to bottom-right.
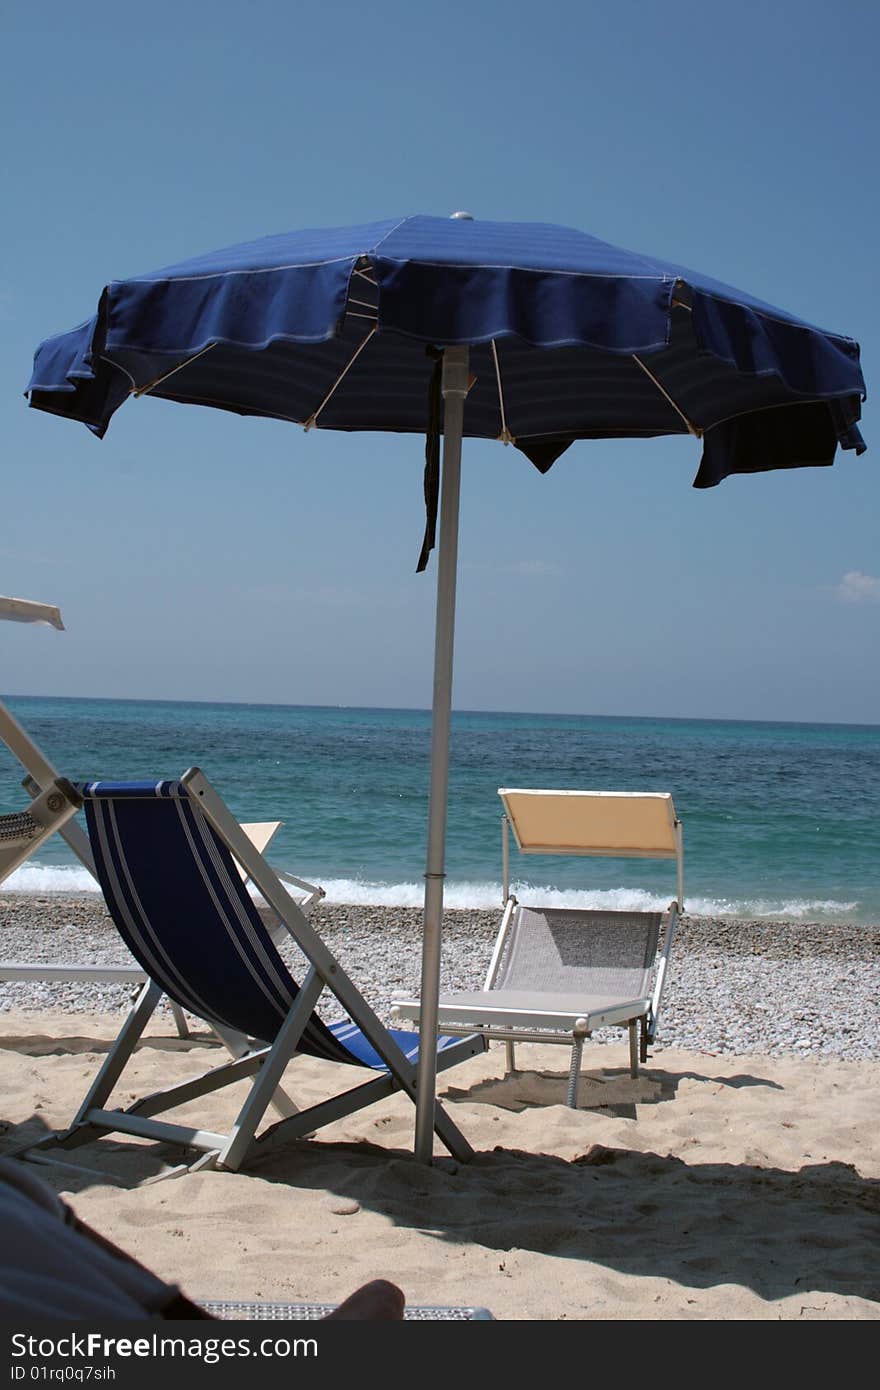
{"left": 392, "top": 790, "right": 683, "bottom": 1107}
{"left": 443, "top": 906, "right": 664, "bottom": 1030}
{"left": 496, "top": 907, "right": 661, "bottom": 997}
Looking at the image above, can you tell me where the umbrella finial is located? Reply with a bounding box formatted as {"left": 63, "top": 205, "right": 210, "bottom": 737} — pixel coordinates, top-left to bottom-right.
{"left": 450, "top": 210, "right": 474, "bottom": 220}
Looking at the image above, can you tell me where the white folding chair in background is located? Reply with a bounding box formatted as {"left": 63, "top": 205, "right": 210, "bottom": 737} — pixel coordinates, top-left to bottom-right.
{"left": 0, "top": 597, "right": 318, "bottom": 1044}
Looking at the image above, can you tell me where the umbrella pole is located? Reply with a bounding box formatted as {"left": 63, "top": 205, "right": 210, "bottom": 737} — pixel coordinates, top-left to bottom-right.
{"left": 414, "top": 345, "right": 470, "bottom": 1164}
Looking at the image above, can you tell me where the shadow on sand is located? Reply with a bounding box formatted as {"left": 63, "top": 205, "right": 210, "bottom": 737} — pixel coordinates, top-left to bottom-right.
{"left": 0, "top": 1028, "right": 218, "bottom": 1059}
{"left": 2, "top": 1103, "right": 876, "bottom": 1309}
{"left": 445, "top": 1062, "right": 783, "bottom": 1119}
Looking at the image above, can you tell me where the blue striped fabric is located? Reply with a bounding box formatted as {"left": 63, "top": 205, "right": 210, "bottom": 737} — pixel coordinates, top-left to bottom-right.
{"left": 77, "top": 779, "right": 439, "bottom": 1073}
{"left": 27, "top": 215, "right": 865, "bottom": 486}
{"left": 81, "top": 780, "right": 184, "bottom": 798}
{"left": 328, "top": 1020, "right": 465, "bottom": 1069}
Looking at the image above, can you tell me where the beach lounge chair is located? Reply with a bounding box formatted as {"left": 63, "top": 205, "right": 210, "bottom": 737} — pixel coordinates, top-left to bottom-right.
{"left": 23, "top": 768, "right": 484, "bottom": 1174}
{"left": 392, "top": 788, "right": 682, "bottom": 1108}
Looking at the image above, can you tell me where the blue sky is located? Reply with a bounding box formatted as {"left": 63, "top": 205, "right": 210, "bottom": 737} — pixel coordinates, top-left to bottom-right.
{"left": 2, "top": 0, "right": 877, "bottom": 723}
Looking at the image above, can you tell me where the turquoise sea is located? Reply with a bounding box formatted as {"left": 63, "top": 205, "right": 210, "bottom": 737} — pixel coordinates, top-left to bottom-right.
{"left": 1, "top": 697, "right": 878, "bottom": 924}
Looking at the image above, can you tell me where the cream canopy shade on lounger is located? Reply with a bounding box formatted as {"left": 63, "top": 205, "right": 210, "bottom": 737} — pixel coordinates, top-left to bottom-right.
{"left": 500, "top": 789, "right": 680, "bottom": 858}
{"left": 500, "top": 788, "right": 684, "bottom": 911}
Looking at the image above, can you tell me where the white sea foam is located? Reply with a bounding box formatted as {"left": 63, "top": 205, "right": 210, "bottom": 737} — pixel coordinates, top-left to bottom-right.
{"left": 315, "top": 877, "right": 861, "bottom": 921}
{"left": 0, "top": 863, "right": 100, "bottom": 894}
{"left": 313, "top": 878, "right": 669, "bottom": 911}
{"left": 692, "top": 895, "right": 860, "bottom": 921}
{"left": 0, "top": 863, "right": 861, "bottom": 922}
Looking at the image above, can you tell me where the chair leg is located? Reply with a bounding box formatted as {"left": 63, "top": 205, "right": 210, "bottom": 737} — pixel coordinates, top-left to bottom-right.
{"left": 24, "top": 980, "right": 164, "bottom": 1158}
{"left": 207, "top": 1020, "right": 295, "bottom": 1117}
{"left": 566, "top": 1034, "right": 585, "bottom": 1108}
{"left": 268, "top": 1087, "right": 300, "bottom": 1119}
{"left": 169, "top": 1001, "right": 190, "bottom": 1038}
{"left": 73, "top": 981, "right": 163, "bottom": 1125}
{"left": 255, "top": 1035, "right": 486, "bottom": 1162}
{"left": 628, "top": 1020, "right": 639, "bottom": 1079}
{"left": 217, "top": 968, "right": 325, "bottom": 1171}
{"left": 254, "top": 1072, "right": 398, "bottom": 1155}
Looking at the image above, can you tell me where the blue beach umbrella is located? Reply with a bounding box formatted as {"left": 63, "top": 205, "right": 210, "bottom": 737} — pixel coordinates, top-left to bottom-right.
{"left": 26, "top": 213, "right": 867, "bottom": 1162}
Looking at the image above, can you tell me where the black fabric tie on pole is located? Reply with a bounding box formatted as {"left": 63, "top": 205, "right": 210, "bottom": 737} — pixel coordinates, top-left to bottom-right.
{"left": 416, "top": 348, "right": 443, "bottom": 573}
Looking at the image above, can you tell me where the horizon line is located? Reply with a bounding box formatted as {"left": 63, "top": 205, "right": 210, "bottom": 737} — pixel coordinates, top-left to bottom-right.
{"left": 2, "top": 691, "right": 878, "bottom": 733}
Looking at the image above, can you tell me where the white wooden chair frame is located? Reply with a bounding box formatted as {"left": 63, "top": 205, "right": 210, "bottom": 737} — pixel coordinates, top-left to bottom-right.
{"left": 0, "top": 700, "right": 321, "bottom": 1044}
{"left": 24, "top": 769, "right": 482, "bottom": 1176}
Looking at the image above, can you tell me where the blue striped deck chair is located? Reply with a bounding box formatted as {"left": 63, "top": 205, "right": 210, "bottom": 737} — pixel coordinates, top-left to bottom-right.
{"left": 27, "top": 768, "right": 485, "bottom": 1174}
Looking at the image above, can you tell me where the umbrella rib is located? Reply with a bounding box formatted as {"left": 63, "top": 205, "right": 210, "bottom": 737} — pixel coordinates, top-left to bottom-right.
{"left": 632, "top": 354, "right": 702, "bottom": 437}
{"left": 303, "top": 326, "right": 378, "bottom": 429}
{"left": 490, "top": 340, "right": 515, "bottom": 444}
{"left": 131, "top": 344, "right": 216, "bottom": 398}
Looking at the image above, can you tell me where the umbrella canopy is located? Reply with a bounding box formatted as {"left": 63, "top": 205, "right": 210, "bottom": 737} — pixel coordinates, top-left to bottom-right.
{"left": 26, "top": 214, "right": 867, "bottom": 1161}
{"left": 28, "top": 214, "right": 865, "bottom": 481}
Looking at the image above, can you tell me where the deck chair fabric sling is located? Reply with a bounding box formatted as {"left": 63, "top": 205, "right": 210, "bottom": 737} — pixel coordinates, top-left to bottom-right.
{"left": 26, "top": 768, "right": 484, "bottom": 1173}
{"left": 393, "top": 789, "right": 682, "bottom": 1108}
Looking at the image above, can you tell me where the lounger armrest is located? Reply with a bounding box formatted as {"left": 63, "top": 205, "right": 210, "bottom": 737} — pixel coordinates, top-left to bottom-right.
{"left": 393, "top": 993, "right": 652, "bottom": 1034}
{"left": 0, "top": 964, "right": 147, "bottom": 983}
{"left": 391, "top": 999, "right": 421, "bottom": 1023}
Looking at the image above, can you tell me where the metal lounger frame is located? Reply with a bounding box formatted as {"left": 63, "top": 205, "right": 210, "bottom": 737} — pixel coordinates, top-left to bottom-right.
{"left": 415, "top": 899, "right": 679, "bottom": 1102}
{"left": 393, "top": 788, "right": 683, "bottom": 1107}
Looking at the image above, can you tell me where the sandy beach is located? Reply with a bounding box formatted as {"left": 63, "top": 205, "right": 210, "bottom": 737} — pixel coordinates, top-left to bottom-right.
{"left": 1, "top": 899, "right": 878, "bottom": 1321}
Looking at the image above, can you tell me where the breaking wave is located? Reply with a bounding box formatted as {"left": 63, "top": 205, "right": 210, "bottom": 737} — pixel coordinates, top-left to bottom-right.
{"left": 0, "top": 864, "right": 862, "bottom": 922}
